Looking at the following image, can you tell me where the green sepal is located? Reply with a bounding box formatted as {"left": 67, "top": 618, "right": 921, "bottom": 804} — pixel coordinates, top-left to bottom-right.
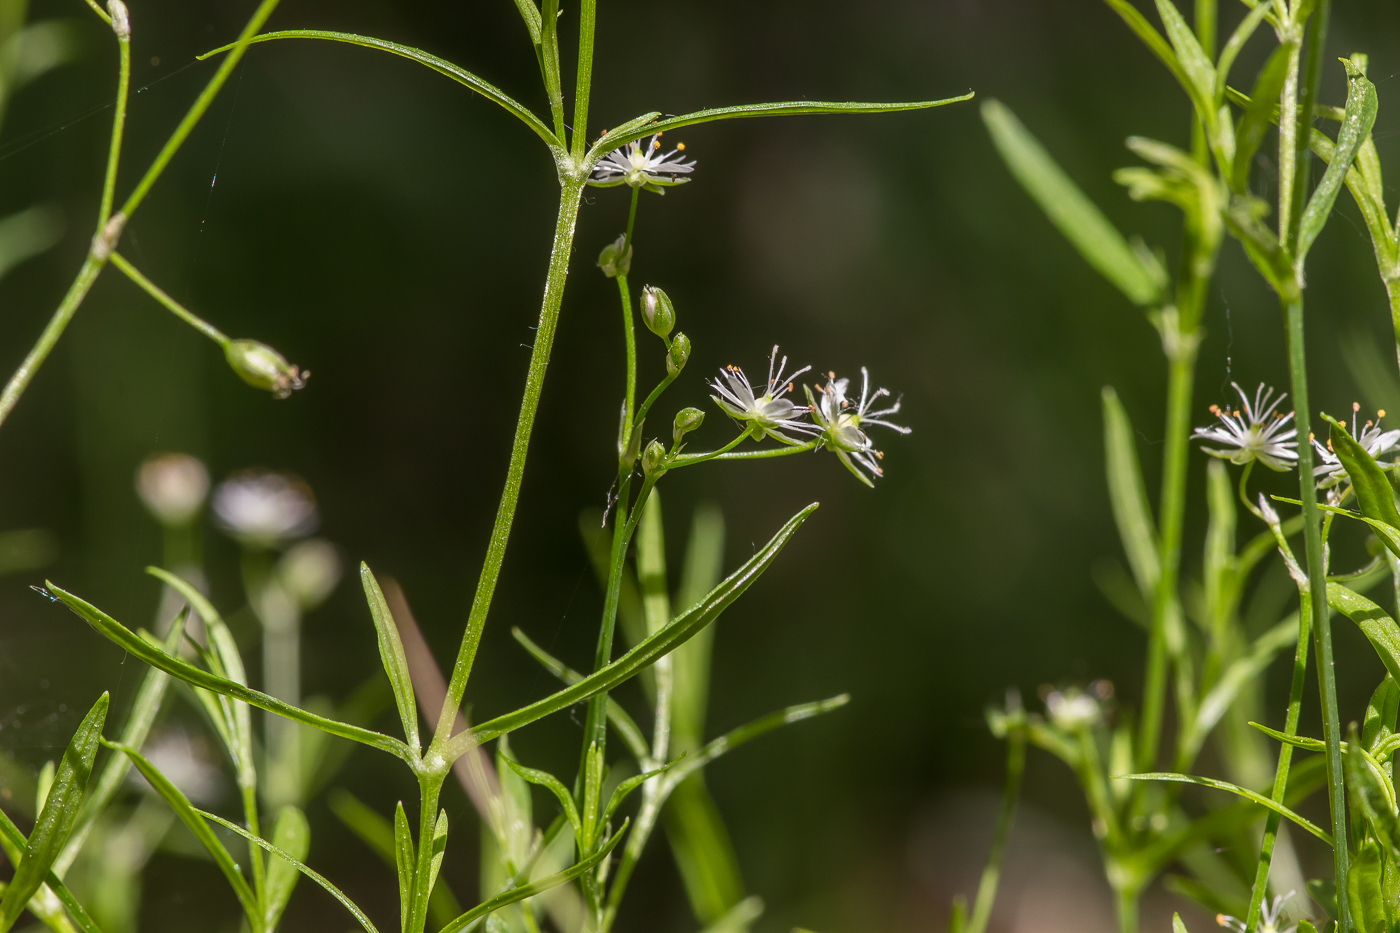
{"left": 360, "top": 563, "right": 421, "bottom": 752}
{"left": 0, "top": 693, "right": 107, "bottom": 932}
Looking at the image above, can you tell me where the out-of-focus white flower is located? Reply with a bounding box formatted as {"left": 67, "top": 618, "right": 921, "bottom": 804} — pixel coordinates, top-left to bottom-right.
{"left": 1044, "top": 688, "right": 1102, "bottom": 731}
{"left": 805, "top": 368, "right": 910, "bottom": 486}
{"left": 129, "top": 729, "right": 225, "bottom": 805}
{"left": 589, "top": 133, "right": 695, "bottom": 191}
{"left": 213, "top": 470, "right": 317, "bottom": 547}
{"left": 135, "top": 453, "right": 210, "bottom": 527}
{"left": 1191, "top": 382, "right": 1297, "bottom": 472}
{"left": 1217, "top": 892, "right": 1297, "bottom": 933}
{"left": 277, "top": 539, "right": 341, "bottom": 610}
{"left": 710, "top": 346, "right": 815, "bottom": 444}
{"left": 1312, "top": 402, "right": 1400, "bottom": 487}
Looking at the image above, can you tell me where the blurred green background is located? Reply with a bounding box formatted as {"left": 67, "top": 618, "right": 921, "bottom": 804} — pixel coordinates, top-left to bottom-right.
{"left": 4, "top": 0, "right": 1400, "bottom": 930}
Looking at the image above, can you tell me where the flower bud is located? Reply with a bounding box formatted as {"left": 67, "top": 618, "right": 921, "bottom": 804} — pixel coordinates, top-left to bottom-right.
{"left": 641, "top": 440, "right": 666, "bottom": 477}
{"left": 666, "top": 332, "right": 690, "bottom": 376}
{"left": 136, "top": 453, "right": 209, "bottom": 527}
{"left": 672, "top": 407, "right": 704, "bottom": 446}
{"left": 224, "top": 339, "right": 308, "bottom": 399}
{"left": 640, "top": 285, "right": 675, "bottom": 338}
{"left": 277, "top": 539, "right": 342, "bottom": 610}
{"left": 597, "top": 235, "right": 632, "bottom": 278}
{"left": 107, "top": 0, "right": 130, "bottom": 39}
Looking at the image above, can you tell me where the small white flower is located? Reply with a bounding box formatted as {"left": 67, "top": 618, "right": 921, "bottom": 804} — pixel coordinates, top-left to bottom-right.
{"left": 710, "top": 346, "right": 816, "bottom": 444}
{"left": 804, "top": 368, "right": 910, "bottom": 486}
{"left": 1044, "top": 688, "right": 1101, "bottom": 731}
{"left": 1192, "top": 382, "right": 1297, "bottom": 472}
{"left": 135, "top": 453, "right": 210, "bottom": 527}
{"left": 1311, "top": 402, "right": 1400, "bottom": 487}
{"left": 589, "top": 133, "right": 695, "bottom": 191}
{"left": 213, "top": 470, "right": 318, "bottom": 547}
{"left": 1217, "top": 892, "right": 1297, "bottom": 933}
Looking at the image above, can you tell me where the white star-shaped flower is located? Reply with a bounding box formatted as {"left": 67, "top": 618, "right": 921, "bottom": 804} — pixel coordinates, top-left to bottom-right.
{"left": 589, "top": 133, "right": 695, "bottom": 192}
{"left": 1192, "top": 382, "right": 1298, "bottom": 472}
{"left": 1217, "top": 892, "right": 1297, "bottom": 933}
{"left": 710, "top": 346, "right": 815, "bottom": 444}
{"left": 805, "top": 368, "right": 910, "bottom": 486}
{"left": 1311, "top": 401, "right": 1400, "bottom": 486}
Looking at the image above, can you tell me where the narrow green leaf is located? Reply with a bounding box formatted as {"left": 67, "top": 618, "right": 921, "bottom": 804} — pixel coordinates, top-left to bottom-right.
{"left": 198, "top": 31, "right": 558, "bottom": 147}
{"left": 1347, "top": 839, "right": 1386, "bottom": 933}
{"left": 394, "top": 802, "right": 414, "bottom": 933}
{"left": 360, "top": 564, "right": 421, "bottom": 751}
{"left": 0, "top": 808, "right": 106, "bottom": 933}
{"left": 1364, "top": 676, "right": 1400, "bottom": 754}
{"left": 1215, "top": 1, "right": 1274, "bottom": 104}
{"left": 196, "top": 808, "right": 379, "bottom": 933}
{"left": 104, "top": 741, "right": 258, "bottom": 923}
{"left": 1153, "top": 0, "right": 1215, "bottom": 118}
{"left": 1173, "top": 913, "right": 1190, "bottom": 933}
{"left": 982, "top": 101, "right": 1161, "bottom": 307}
{"left": 1202, "top": 460, "right": 1236, "bottom": 635}
{"left": 600, "top": 763, "right": 674, "bottom": 829}
{"left": 1102, "top": 387, "right": 1159, "bottom": 596}
{"left": 664, "top": 695, "right": 850, "bottom": 791}
{"left": 1249, "top": 721, "right": 1326, "bottom": 753}
{"left": 0, "top": 694, "right": 107, "bottom": 932}
{"left": 328, "top": 789, "right": 395, "bottom": 864}
{"left": 417, "top": 809, "right": 448, "bottom": 929}
{"left": 264, "top": 806, "right": 310, "bottom": 929}
{"left": 1328, "top": 583, "right": 1400, "bottom": 686}
{"left": 48, "top": 580, "right": 412, "bottom": 761}
{"left": 1232, "top": 42, "right": 1293, "bottom": 194}
{"left": 673, "top": 503, "right": 725, "bottom": 753}
{"left": 510, "top": 0, "right": 541, "bottom": 44}
{"left": 437, "top": 822, "right": 629, "bottom": 933}
{"left": 500, "top": 758, "right": 581, "bottom": 837}
{"left": 1120, "top": 772, "right": 1332, "bottom": 844}
{"left": 1101, "top": 0, "right": 1191, "bottom": 93}
{"left": 451, "top": 503, "right": 818, "bottom": 758}
{"left": 1298, "top": 55, "right": 1379, "bottom": 262}
{"left": 1326, "top": 413, "right": 1400, "bottom": 531}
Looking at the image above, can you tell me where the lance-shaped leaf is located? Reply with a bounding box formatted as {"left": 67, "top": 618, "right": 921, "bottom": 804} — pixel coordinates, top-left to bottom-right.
{"left": 199, "top": 31, "right": 557, "bottom": 147}
{"left": 1298, "top": 55, "right": 1378, "bottom": 263}
{"left": 1214, "top": 2, "right": 1274, "bottom": 105}
{"left": 1348, "top": 840, "right": 1386, "bottom": 933}
{"left": 436, "top": 822, "right": 629, "bottom": 933}
{"left": 1101, "top": 0, "right": 1191, "bottom": 93}
{"left": 446, "top": 503, "right": 818, "bottom": 760}
{"left": 47, "top": 581, "right": 412, "bottom": 762}
{"left": 104, "top": 741, "right": 258, "bottom": 923}
{"left": 1232, "top": 43, "right": 1293, "bottom": 193}
{"left": 1327, "top": 583, "right": 1400, "bottom": 686}
{"left": 0, "top": 693, "right": 107, "bottom": 932}
{"left": 500, "top": 758, "right": 581, "bottom": 838}
{"left": 1120, "top": 772, "right": 1332, "bottom": 844}
{"left": 600, "top": 762, "right": 675, "bottom": 830}
{"left": 1325, "top": 412, "right": 1400, "bottom": 537}
{"left": 394, "top": 802, "right": 414, "bottom": 933}
{"left": 1102, "top": 387, "right": 1159, "bottom": 596}
{"left": 196, "top": 808, "right": 380, "bottom": 933}
{"left": 983, "top": 100, "right": 1162, "bottom": 307}
{"left": 592, "top": 94, "right": 974, "bottom": 162}
{"left": 1153, "top": 0, "right": 1215, "bottom": 126}
{"left": 0, "top": 808, "right": 105, "bottom": 933}
{"left": 264, "top": 806, "right": 310, "bottom": 930}
{"left": 510, "top": 0, "right": 541, "bottom": 45}
{"left": 1364, "top": 676, "right": 1400, "bottom": 754}
{"left": 360, "top": 564, "right": 420, "bottom": 751}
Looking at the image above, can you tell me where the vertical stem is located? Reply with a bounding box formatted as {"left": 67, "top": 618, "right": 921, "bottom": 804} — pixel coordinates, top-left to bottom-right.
{"left": 433, "top": 181, "right": 585, "bottom": 749}
{"left": 1277, "top": 44, "right": 1303, "bottom": 242}
{"left": 571, "top": 0, "right": 597, "bottom": 160}
{"left": 408, "top": 776, "right": 444, "bottom": 933}
{"left": 623, "top": 187, "right": 640, "bottom": 253}
{"left": 965, "top": 726, "right": 1025, "bottom": 933}
{"left": 1245, "top": 591, "right": 1312, "bottom": 931}
{"left": 617, "top": 273, "right": 637, "bottom": 443}
{"left": 98, "top": 35, "right": 130, "bottom": 227}
{"left": 539, "top": 0, "right": 566, "bottom": 142}
{"left": 0, "top": 256, "right": 102, "bottom": 429}
{"left": 1284, "top": 295, "right": 1349, "bottom": 925}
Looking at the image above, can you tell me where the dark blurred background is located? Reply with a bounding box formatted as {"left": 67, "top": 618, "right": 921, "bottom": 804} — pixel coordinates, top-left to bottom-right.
{"left": 4, "top": 0, "right": 1400, "bottom": 930}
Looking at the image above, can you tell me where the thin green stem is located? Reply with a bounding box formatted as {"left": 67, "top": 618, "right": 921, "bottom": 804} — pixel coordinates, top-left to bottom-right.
{"left": 432, "top": 181, "right": 586, "bottom": 750}
{"left": 539, "top": 0, "right": 566, "bottom": 143}
{"left": 670, "top": 436, "right": 819, "bottom": 469}
{"left": 408, "top": 775, "right": 445, "bottom": 933}
{"left": 98, "top": 35, "right": 130, "bottom": 226}
{"left": 119, "top": 0, "right": 280, "bottom": 218}
{"left": 239, "top": 781, "right": 267, "bottom": 922}
{"left": 110, "top": 252, "right": 229, "bottom": 345}
{"left": 634, "top": 372, "right": 677, "bottom": 433}
{"left": 0, "top": 256, "right": 102, "bottom": 429}
{"left": 1245, "top": 589, "right": 1313, "bottom": 931}
{"left": 570, "top": 0, "right": 597, "bottom": 160}
{"left": 965, "top": 726, "right": 1025, "bottom": 933}
{"left": 1285, "top": 294, "right": 1349, "bottom": 924}
{"left": 618, "top": 273, "right": 637, "bottom": 445}
{"left": 623, "top": 187, "right": 639, "bottom": 253}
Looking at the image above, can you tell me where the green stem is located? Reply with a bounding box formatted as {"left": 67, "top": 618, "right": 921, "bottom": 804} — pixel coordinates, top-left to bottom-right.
{"left": 432, "top": 181, "right": 586, "bottom": 749}
{"left": 240, "top": 781, "right": 267, "bottom": 923}
{"left": 623, "top": 187, "right": 639, "bottom": 253}
{"left": 618, "top": 272, "right": 637, "bottom": 444}
{"left": 539, "top": 0, "right": 565, "bottom": 143}
{"left": 109, "top": 252, "right": 230, "bottom": 345}
{"left": 98, "top": 34, "right": 130, "bottom": 226}
{"left": 1284, "top": 294, "right": 1349, "bottom": 925}
{"left": 670, "top": 436, "right": 819, "bottom": 469}
{"left": 1113, "top": 885, "right": 1140, "bottom": 933}
{"left": 965, "top": 725, "right": 1025, "bottom": 933}
{"left": 570, "top": 0, "right": 597, "bottom": 160}
{"left": 634, "top": 371, "right": 677, "bottom": 433}
{"left": 408, "top": 775, "right": 445, "bottom": 933}
{"left": 1245, "top": 588, "right": 1312, "bottom": 932}
{"left": 0, "top": 255, "right": 103, "bottom": 429}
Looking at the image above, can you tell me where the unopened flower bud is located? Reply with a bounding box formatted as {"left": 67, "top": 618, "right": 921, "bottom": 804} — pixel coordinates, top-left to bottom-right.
{"left": 666, "top": 333, "right": 690, "bottom": 376}
{"left": 597, "top": 235, "right": 632, "bottom": 278}
{"left": 136, "top": 453, "right": 209, "bottom": 527}
{"left": 277, "top": 539, "right": 341, "bottom": 610}
{"left": 224, "top": 339, "right": 308, "bottom": 399}
{"left": 673, "top": 407, "right": 704, "bottom": 446}
{"left": 640, "top": 285, "right": 675, "bottom": 338}
{"left": 641, "top": 440, "right": 666, "bottom": 477}
{"left": 107, "top": 0, "right": 130, "bottom": 39}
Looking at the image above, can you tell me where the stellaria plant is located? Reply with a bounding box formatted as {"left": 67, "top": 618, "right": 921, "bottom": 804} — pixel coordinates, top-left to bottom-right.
{"left": 956, "top": 2, "right": 1400, "bottom": 933}
{"left": 0, "top": 0, "right": 969, "bottom": 930}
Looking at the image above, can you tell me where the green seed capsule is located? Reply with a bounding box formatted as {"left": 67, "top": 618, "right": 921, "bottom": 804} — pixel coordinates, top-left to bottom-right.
{"left": 224, "top": 339, "right": 308, "bottom": 399}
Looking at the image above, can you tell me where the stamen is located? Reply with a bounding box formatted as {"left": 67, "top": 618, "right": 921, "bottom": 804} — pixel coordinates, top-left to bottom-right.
{"left": 1382, "top": 409, "right": 1388, "bottom": 418}
{"left": 676, "top": 142, "right": 686, "bottom": 150}
{"left": 1354, "top": 401, "right": 1362, "bottom": 412}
